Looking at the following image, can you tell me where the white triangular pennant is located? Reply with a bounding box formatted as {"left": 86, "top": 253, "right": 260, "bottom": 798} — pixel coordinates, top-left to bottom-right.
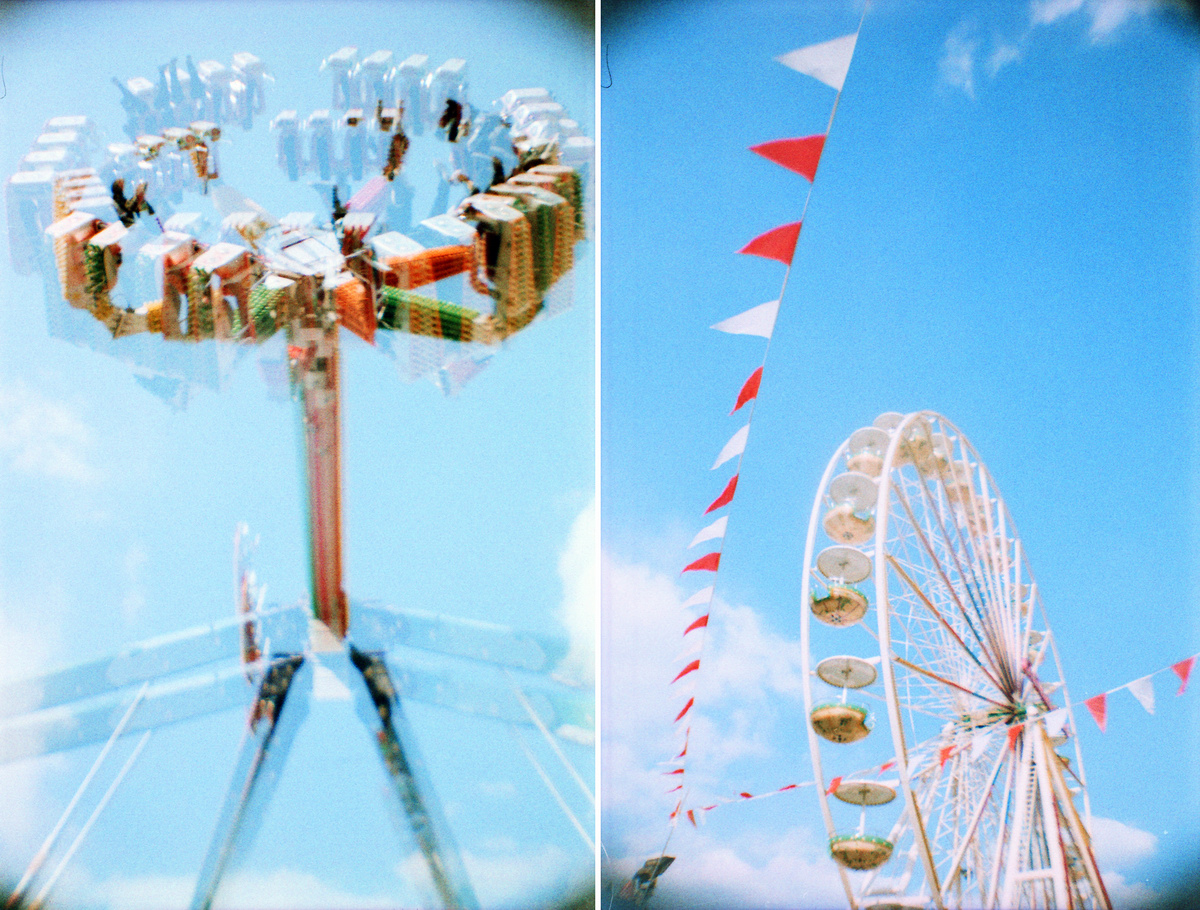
{"left": 776, "top": 33, "right": 858, "bottom": 91}
{"left": 711, "top": 300, "right": 779, "bottom": 338}
{"left": 970, "top": 729, "right": 993, "bottom": 761}
{"left": 712, "top": 425, "right": 750, "bottom": 470}
{"left": 1127, "top": 675, "right": 1155, "bottom": 715}
{"left": 674, "top": 636, "right": 703, "bottom": 662}
{"left": 689, "top": 516, "right": 728, "bottom": 549}
{"left": 681, "top": 586, "right": 714, "bottom": 610}
{"left": 1043, "top": 707, "right": 1069, "bottom": 738}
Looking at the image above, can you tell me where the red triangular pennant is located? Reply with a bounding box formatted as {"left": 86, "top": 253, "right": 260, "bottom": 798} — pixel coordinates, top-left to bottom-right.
{"left": 1173, "top": 656, "right": 1196, "bottom": 695}
{"left": 738, "top": 221, "right": 802, "bottom": 265}
{"left": 749, "top": 135, "right": 826, "bottom": 181}
{"left": 671, "top": 659, "right": 701, "bottom": 684}
{"left": 687, "top": 809, "right": 697, "bottom": 827}
{"left": 878, "top": 760, "right": 895, "bottom": 775}
{"left": 1007, "top": 725, "right": 1022, "bottom": 751}
{"left": 825, "top": 775, "right": 842, "bottom": 796}
{"left": 1084, "top": 693, "right": 1107, "bottom": 733}
{"left": 666, "top": 784, "right": 682, "bottom": 792}
{"left": 779, "top": 784, "right": 798, "bottom": 791}
{"left": 664, "top": 768, "right": 685, "bottom": 775}
{"left": 938, "top": 745, "right": 955, "bottom": 768}
{"left": 682, "top": 553, "right": 720, "bottom": 574}
{"left": 684, "top": 614, "right": 709, "bottom": 635}
{"left": 675, "top": 697, "right": 695, "bottom": 722}
{"left": 731, "top": 367, "right": 763, "bottom": 414}
{"left": 704, "top": 474, "right": 738, "bottom": 514}
{"left": 669, "top": 801, "right": 681, "bottom": 819}
{"left": 674, "top": 733, "right": 689, "bottom": 760}
{"left": 739, "top": 791, "right": 753, "bottom": 799}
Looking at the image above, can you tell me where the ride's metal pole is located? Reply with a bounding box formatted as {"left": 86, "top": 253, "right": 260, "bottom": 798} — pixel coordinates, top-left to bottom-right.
{"left": 291, "top": 322, "right": 349, "bottom": 638}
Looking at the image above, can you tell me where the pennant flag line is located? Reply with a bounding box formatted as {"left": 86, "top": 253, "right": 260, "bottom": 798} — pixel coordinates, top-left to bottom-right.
{"left": 681, "top": 586, "right": 714, "bottom": 609}
{"left": 682, "top": 553, "right": 720, "bottom": 573}
{"left": 705, "top": 474, "right": 739, "bottom": 514}
{"left": 1127, "top": 675, "right": 1155, "bottom": 715}
{"left": 712, "top": 301, "right": 780, "bottom": 339}
{"left": 738, "top": 221, "right": 802, "bottom": 266}
{"left": 689, "top": 516, "right": 728, "bottom": 549}
{"left": 713, "top": 426, "right": 750, "bottom": 470}
{"left": 731, "top": 368, "right": 764, "bottom": 413}
{"left": 749, "top": 135, "right": 826, "bottom": 181}
{"left": 775, "top": 32, "right": 858, "bottom": 90}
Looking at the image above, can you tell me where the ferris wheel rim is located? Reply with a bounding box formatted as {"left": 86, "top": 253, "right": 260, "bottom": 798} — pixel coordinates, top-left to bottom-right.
{"left": 800, "top": 411, "right": 1105, "bottom": 910}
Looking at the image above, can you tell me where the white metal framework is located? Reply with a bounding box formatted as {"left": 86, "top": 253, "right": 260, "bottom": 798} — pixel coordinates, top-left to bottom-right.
{"left": 800, "top": 411, "right": 1110, "bottom": 910}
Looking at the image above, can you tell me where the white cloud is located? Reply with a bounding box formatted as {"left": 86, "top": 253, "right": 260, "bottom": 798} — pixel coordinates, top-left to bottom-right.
{"left": 121, "top": 543, "right": 148, "bottom": 625}
{"left": 0, "top": 602, "right": 65, "bottom": 863}
{"left": 396, "top": 843, "right": 585, "bottom": 908}
{"left": 557, "top": 498, "right": 595, "bottom": 687}
{"left": 1102, "top": 869, "right": 1158, "bottom": 907}
{"left": 1086, "top": 0, "right": 1151, "bottom": 38}
{"left": 610, "top": 826, "right": 846, "bottom": 910}
{"left": 1090, "top": 815, "right": 1158, "bottom": 868}
{"left": 1032, "top": 0, "right": 1089, "bottom": 24}
{"left": 90, "top": 868, "right": 401, "bottom": 909}
{"left": 939, "top": 22, "right": 978, "bottom": 98}
{"left": 601, "top": 552, "right": 808, "bottom": 841}
{"left": 0, "top": 381, "right": 98, "bottom": 483}
{"left": 1088, "top": 816, "right": 1160, "bottom": 907}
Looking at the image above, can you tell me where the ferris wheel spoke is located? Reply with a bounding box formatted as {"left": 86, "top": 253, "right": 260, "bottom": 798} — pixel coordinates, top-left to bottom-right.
{"left": 919, "top": 465, "right": 1010, "bottom": 673}
{"left": 899, "top": 476, "right": 1011, "bottom": 689}
{"left": 889, "top": 654, "right": 1008, "bottom": 710}
{"left": 886, "top": 554, "right": 1006, "bottom": 698}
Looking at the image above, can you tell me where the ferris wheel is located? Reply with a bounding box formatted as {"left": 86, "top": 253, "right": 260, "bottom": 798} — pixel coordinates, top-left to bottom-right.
{"left": 799, "top": 411, "right": 1111, "bottom": 910}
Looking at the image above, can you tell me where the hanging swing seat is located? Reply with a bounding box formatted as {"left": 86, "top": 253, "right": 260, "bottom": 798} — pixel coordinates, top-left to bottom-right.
{"left": 811, "top": 702, "right": 871, "bottom": 743}
{"left": 811, "top": 585, "right": 868, "bottom": 627}
{"left": 829, "top": 833, "right": 893, "bottom": 870}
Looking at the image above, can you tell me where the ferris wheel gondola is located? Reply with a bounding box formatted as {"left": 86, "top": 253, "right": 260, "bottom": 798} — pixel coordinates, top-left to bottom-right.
{"left": 800, "top": 411, "right": 1110, "bottom": 910}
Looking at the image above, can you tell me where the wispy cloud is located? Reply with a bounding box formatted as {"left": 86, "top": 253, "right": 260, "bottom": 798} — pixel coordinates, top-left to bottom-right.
{"left": 941, "top": 1, "right": 1162, "bottom": 97}
{"left": 0, "top": 381, "right": 97, "bottom": 482}
{"left": 1032, "top": 0, "right": 1155, "bottom": 39}
{"left": 987, "top": 40, "right": 1023, "bottom": 76}
{"left": 940, "top": 21, "right": 979, "bottom": 98}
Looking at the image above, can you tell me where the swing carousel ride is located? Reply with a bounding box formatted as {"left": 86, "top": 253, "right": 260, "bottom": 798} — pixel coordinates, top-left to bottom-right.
{"left": 2, "top": 43, "right": 593, "bottom": 910}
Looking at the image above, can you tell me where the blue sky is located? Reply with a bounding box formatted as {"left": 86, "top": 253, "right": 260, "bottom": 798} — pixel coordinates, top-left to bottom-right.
{"left": 602, "top": 1, "right": 1198, "bottom": 907}
{"left": 0, "top": 1, "right": 593, "bottom": 907}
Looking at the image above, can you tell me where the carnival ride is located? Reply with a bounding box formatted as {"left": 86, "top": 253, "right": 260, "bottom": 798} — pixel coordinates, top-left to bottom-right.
{"left": 801, "top": 411, "right": 1109, "bottom": 910}
{"left": 2, "top": 46, "right": 593, "bottom": 910}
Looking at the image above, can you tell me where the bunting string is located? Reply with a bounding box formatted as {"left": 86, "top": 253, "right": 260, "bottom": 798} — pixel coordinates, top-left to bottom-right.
{"left": 670, "top": 648, "right": 1200, "bottom": 826}
{"left": 659, "top": 12, "right": 868, "bottom": 833}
